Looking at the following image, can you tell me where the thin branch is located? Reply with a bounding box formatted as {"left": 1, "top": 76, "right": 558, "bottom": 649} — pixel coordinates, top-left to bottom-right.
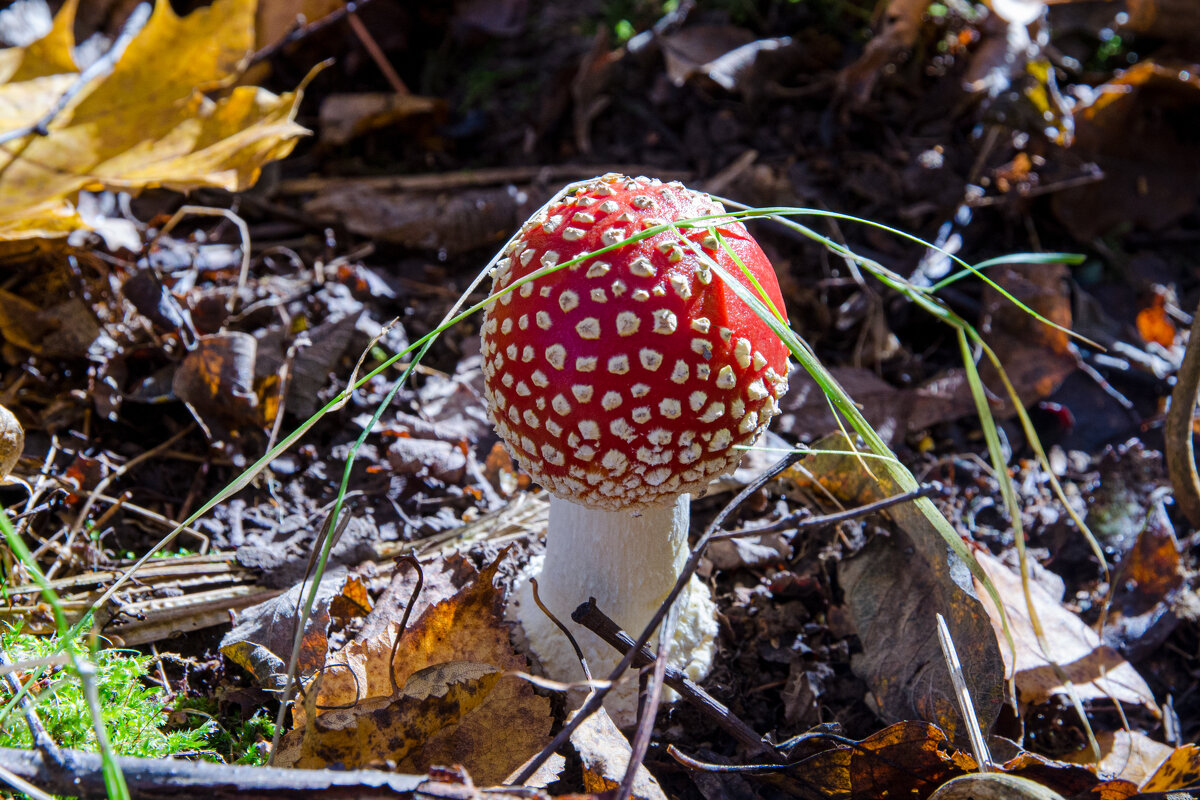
{"left": 0, "top": 746, "right": 427, "bottom": 799}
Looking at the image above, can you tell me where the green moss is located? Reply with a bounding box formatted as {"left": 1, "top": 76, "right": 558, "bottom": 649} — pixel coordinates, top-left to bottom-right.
{"left": 0, "top": 631, "right": 211, "bottom": 760}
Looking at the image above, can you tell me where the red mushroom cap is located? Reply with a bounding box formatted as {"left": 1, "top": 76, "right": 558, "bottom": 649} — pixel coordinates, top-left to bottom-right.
{"left": 480, "top": 174, "right": 789, "bottom": 510}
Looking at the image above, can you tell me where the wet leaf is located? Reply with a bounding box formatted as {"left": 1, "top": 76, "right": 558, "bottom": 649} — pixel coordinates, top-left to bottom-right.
{"left": 0, "top": 0, "right": 311, "bottom": 241}
{"left": 972, "top": 548, "right": 1158, "bottom": 712}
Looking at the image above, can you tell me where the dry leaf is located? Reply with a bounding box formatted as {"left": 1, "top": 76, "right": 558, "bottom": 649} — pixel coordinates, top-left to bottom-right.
{"left": 980, "top": 263, "right": 1076, "bottom": 410}
{"left": 0, "top": 289, "right": 100, "bottom": 359}
{"left": 1136, "top": 291, "right": 1177, "bottom": 347}
{"left": 972, "top": 549, "right": 1159, "bottom": 712}
{"left": 837, "top": 0, "right": 932, "bottom": 105}
{"left": 765, "top": 721, "right": 976, "bottom": 799}
{"left": 219, "top": 567, "right": 349, "bottom": 690}
{"left": 256, "top": 0, "right": 345, "bottom": 51}
{"left": 1052, "top": 62, "right": 1200, "bottom": 239}
{"left": 279, "top": 661, "right": 503, "bottom": 771}
{"left": 0, "top": 0, "right": 312, "bottom": 241}
{"left": 571, "top": 708, "right": 667, "bottom": 800}
{"left": 1141, "top": 743, "right": 1200, "bottom": 791}
{"left": 795, "top": 434, "right": 1005, "bottom": 741}
{"left": 1060, "top": 730, "right": 1174, "bottom": 785}
{"left": 318, "top": 92, "right": 446, "bottom": 147}
{"left": 287, "top": 552, "right": 553, "bottom": 786}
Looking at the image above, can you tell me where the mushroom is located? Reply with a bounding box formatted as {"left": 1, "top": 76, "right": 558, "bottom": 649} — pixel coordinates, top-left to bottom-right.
{"left": 480, "top": 174, "right": 789, "bottom": 717}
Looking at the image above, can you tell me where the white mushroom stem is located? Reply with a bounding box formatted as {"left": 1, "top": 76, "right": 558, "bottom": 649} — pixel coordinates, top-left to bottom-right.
{"left": 513, "top": 494, "right": 718, "bottom": 723}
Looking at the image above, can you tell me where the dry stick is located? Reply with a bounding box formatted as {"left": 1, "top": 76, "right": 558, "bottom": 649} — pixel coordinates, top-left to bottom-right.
{"left": 345, "top": 11, "right": 409, "bottom": 95}
{"left": 0, "top": 649, "right": 61, "bottom": 767}
{"left": 247, "top": 0, "right": 381, "bottom": 67}
{"left": 0, "top": 746, "right": 427, "bottom": 799}
{"left": 1165, "top": 296, "right": 1200, "bottom": 527}
{"left": 0, "top": 761, "right": 56, "bottom": 800}
{"left": 571, "top": 601, "right": 779, "bottom": 761}
{"left": 387, "top": 555, "right": 424, "bottom": 696}
{"left": 619, "top": 635, "right": 671, "bottom": 800}
{"left": 153, "top": 206, "right": 252, "bottom": 317}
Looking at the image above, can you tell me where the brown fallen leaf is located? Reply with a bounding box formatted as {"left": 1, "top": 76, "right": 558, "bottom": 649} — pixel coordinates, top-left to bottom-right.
{"left": 979, "top": 263, "right": 1077, "bottom": 411}
{"left": 256, "top": 0, "right": 345, "bottom": 51}
{"left": 794, "top": 434, "right": 1005, "bottom": 741}
{"left": 318, "top": 92, "right": 446, "bottom": 147}
{"left": 1052, "top": 62, "right": 1200, "bottom": 240}
{"left": 219, "top": 567, "right": 351, "bottom": 691}
{"left": 0, "top": 0, "right": 312, "bottom": 241}
{"left": 0, "top": 289, "right": 101, "bottom": 359}
{"left": 1140, "top": 742, "right": 1200, "bottom": 791}
{"left": 836, "top": 0, "right": 932, "bottom": 106}
{"left": 571, "top": 708, "right": 667, "bottom": 800}
{"left": 302, "top": 185, "right": 522, "bottom": 255}
{"left": 972, "top": 548, "right": 1159, "bottom": 713}
{"left": 173, "top": 331, "right": 263, "bottom": 440}
{"left": 279, "top": 661, "right": 503, "bottom": 771}
{"left": 763, "top": 721, "right": 976, "bottom": 799}
{"left": 288, "top": 552, "right": 552, "bottom": 786}
{"left": 1061, "top": 730, "right": 1175, "bottom": 785}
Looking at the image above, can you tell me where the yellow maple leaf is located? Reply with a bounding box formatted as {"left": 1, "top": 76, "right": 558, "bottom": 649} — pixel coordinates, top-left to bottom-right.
{"left": 0, "top": 0, "right": 312, "bottom": 242}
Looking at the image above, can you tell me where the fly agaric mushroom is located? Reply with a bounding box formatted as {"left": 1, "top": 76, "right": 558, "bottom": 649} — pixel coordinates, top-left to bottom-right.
{"left": 480, "top": 174, "right": 789, "bottom": 717}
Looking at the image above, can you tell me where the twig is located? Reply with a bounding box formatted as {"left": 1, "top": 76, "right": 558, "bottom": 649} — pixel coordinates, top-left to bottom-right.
{"left": 530, "top": 577, "right": 592, "bottom": 683}
{"left": 247, "top": 0, "right": 381, "bottom": 68}
{"left": 275, "top": 164, "right": 694, "bottom": 196}
{"left": 0, "top": 648, "right": 61, "bottom": 766}
{"left": 153, "top": 206, "right": 252, "bottom": 317}
{"left": 1165, "top": 296, "right": 1200, "bottom": 527}
{"left": 388, "top": 555, "right": 424, "bottom": 696}
{"left": 345, "top": 11, "right": 409, "bottom": 94}
{"left": 0, "top": 4, "right": 151, "bottom": 149}
{"left": 0, "top": 761, "right": 56, "bottom": 800}
{"left": 619, "top": 634, "right": 670, "bottom": 800}
{"left": 571, "top": 600, "right": 781, "bottom": 761}
{"left": 516, "top": 462, "right": 937, "bottom": 783}
{"left": 0, "top": 746, "right": 427, "bottom": 799}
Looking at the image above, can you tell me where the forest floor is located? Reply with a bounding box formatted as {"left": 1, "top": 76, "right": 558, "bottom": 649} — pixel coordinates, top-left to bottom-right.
{"left": 1, "top": 0, "right": 1199, "bottom": 798}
